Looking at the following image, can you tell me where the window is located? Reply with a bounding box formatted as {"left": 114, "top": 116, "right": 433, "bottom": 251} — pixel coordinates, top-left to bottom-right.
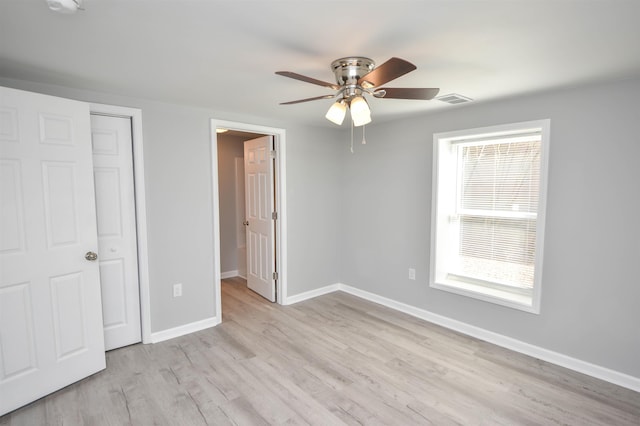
{"left": 430, "top": 120, "right": 550, "bottom": 313}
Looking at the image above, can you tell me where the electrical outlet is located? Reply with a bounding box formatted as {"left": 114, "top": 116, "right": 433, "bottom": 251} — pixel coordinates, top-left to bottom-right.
{"left": 173, "top": 283, "right": 182, "bottom": 297}
{"left": 408, "top": 268, "right": 416, "bottom": 280}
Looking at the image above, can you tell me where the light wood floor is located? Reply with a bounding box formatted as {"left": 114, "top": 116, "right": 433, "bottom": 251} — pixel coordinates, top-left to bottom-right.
{"left": 2, "top": 277, "right": 639, "bottom": 425}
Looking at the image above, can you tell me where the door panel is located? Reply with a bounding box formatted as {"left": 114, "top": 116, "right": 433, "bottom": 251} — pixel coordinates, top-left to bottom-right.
{"left": 0, "top": 86, "right": 105, "bottom": 415}
{"left": 0, "top": 282, "right": 37, "bottom": 380}
{"left": 99, "top": 259, "right": 127, "bottom": 328}
{"left": 0, "top": 159, "right": 26, "bottom": 254}
{"left": 90, "top": 114, "right": 141, "bottom": 351}
{"left": 244, "top": 136, "right": 275, "bottom": 302}
{"left": 50, "top": 272, "right": 88, "bottom": 359}
{"left": 42, "top": 161, "right": 80, "bottom": 247}
{"left": 94, "top": 168, "right": 123, "bottom": 236}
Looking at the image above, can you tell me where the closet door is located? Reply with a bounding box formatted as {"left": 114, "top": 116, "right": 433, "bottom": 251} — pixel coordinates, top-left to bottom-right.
{"left": 91, "top": 114, "right": 141, "bottom": 350}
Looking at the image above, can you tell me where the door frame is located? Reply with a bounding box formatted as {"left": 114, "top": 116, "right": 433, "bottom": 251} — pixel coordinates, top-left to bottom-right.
{"left": 210, "top": 120, "right": 287, "bottom": 315}
{"left": 90, "top": 103, "right": 151, "bottom": 344}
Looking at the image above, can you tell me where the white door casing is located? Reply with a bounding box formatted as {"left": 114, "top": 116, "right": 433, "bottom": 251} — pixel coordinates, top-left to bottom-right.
{"left": 244, "top": 136, "right": 276, "bottom": 302}
{"left": 90, "top": 114, "right": 141, "bottom": 351}
{"left": 0, "top": 87, "right": 106, "bottom": 415}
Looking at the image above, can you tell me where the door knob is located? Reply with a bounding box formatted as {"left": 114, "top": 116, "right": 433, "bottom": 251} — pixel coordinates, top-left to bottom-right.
{"left": 85, "top": 251, "right": 98, "bottom": 261}
{"left": 243, "top": 220, "right": 249, "bottom": 226}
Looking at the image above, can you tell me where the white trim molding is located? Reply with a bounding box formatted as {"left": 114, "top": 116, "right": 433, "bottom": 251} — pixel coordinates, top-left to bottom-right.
{"left": 283, "top": 284, "right": 341, "bottom": 305}
{"left": 149, "top": 316, "right": 220, "bottom": 344}
{"left": 285, "top": 283, "right": 640, "bottom": 392}
{"left": 220, "top": 270, "right": 239, "bottom": 279}
{"left": 89, "top": 103, "right": 152, "bottom": 345}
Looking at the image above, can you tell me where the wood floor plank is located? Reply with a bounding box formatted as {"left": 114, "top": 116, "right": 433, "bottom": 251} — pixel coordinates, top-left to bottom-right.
{"left": 1, "top": 277, "right": 638, "bottom": 425}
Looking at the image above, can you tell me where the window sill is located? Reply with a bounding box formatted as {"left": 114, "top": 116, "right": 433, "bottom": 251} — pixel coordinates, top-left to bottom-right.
{"left": 431, "top": 278, "right": 539, "bottom": 314}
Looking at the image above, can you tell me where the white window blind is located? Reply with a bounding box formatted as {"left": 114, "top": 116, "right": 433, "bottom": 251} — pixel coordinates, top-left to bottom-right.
{"left": 430, "top": 120, "right": 550, "bottom": 313}
{"left": 454, "top": 138, "right": 541, "bottom": 289}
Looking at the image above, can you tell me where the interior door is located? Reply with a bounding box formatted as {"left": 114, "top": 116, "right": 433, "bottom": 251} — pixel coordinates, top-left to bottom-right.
{"left": 0, "top": 86, "right": 106, "bottom": 415}
{"left": 244, "top": 136, "right": 275, "bottom": 302}
{"left": 90, "top": 114, "right": 141, "bottom": 351}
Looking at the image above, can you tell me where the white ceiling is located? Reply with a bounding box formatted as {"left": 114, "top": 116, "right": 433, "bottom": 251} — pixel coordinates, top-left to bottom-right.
{"left": 1, "top": 0, "right": 639, "bottom": 127}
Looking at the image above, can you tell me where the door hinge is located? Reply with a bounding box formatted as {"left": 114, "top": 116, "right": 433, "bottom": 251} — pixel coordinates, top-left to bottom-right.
{"left": 273, "top": 271, "right": 278, "bottom": 281}
{"left": 272, "top": 211, "right": 277, "bottom": 220}
{"left": 270, "top": 150, "right": 277, "bottom": 159}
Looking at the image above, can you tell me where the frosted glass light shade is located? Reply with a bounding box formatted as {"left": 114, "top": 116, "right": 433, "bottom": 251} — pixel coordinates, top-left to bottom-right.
{"left": 325, "top": 100, "right": 347, "bottom": 125}
{"left": 350, "top": 96, "right": 371, "bottom": 126}
{"left": 47, "top": 0, "right": 82, "bottom": 13}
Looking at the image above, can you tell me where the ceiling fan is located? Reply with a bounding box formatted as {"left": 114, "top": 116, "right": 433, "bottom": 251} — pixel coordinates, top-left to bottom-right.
{"left": 276, "top": 57, "right": 439, "bottom": 126}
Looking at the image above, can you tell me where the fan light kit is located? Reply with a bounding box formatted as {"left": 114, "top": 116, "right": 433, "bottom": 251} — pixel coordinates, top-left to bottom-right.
{"left": 46, "top": 0, "right": 83, "bottom": 13}
{"left": 276, "top": 57, "right": 440, "bottom": 127}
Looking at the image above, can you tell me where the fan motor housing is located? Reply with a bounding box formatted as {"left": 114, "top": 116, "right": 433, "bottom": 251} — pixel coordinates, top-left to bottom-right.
{"left": 331, "top": 57, "right": 375, "bottom": 86}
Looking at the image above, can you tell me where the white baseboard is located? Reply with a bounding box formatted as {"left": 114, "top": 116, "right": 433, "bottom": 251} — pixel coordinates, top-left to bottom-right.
{"left": 220, "top": 270, "right": 239, "bottom": 279}
{"left": 288, "top": 282, "right": 640, "bottom": 392}
{"left": 284, "top": 283, "right": 341, "bottom": 305}
{"left": 150, "top": 315, "right": 220, "bottom": 344}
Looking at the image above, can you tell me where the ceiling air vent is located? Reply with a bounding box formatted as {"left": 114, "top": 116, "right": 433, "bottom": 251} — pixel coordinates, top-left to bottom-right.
{"left": 436, "top": 93, "right": 473, "bottom": 105}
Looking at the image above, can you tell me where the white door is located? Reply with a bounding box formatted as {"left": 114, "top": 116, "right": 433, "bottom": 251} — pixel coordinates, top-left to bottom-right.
{"left": 90, "top": 114, "right": 141, "bottom": 351}
{"left": 244, "top": 136, "right": 275, "bottom": 302}
{"left": 0, "top": 87, "right": 106, "bottom": 415}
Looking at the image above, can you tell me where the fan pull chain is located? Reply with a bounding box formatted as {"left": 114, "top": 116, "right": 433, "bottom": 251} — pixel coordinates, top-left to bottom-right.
{"left": 350, "top": 118, "right": 354, "bottom": 154}
{"left": 361, "top": 125, "right": 366, "bottom": 145}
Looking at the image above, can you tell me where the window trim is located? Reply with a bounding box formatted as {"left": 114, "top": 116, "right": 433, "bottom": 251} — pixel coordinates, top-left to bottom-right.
{"left": 430, "top": 120, "right": 550, "bottom": 314}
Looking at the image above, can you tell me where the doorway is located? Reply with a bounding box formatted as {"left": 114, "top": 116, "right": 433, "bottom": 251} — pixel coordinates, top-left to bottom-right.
{"left": 210, "top": 120, "right": 287, "bottom": 318}
{"left": 216, "top": 130, "right": 265, "bottom": 281}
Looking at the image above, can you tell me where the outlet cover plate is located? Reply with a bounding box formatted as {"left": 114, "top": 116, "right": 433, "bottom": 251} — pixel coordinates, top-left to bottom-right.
{"left": 173, "top": 283, "right": 182, "bottom": 297}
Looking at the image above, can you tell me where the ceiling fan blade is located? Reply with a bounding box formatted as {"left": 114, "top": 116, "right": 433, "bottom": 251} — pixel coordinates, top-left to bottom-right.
{"left": 275, "top": 71, "right": 340, "bottom": 90}
{"left": 358, "top": 57, "right": 417, "bottom": 88}
{"left": 375, "top": 88, "right": 440, "bottom": 100}
{"left": 280, "top": 94, "right": 336, "bottom": 105}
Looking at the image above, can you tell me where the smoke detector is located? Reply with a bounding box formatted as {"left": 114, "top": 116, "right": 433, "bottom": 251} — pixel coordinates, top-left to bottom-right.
{"left": 46, "top": 0, "right": 83, "bottom": 14}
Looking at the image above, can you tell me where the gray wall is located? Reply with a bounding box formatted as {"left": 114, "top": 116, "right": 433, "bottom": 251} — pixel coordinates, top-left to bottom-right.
{"left": 217, "top": 134, "right": 246, "bottom": 274}
{"left": 338, "top": 77, "right": 640, "bottom": 377}
{"left": 3, "top": 74, "right": 638, "bottom": 379}
{"left": 285, "top": 125, "right": 344, "bottom": 294}
{"left": 0, "top": 77, "right": 343, "bottom": 333}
